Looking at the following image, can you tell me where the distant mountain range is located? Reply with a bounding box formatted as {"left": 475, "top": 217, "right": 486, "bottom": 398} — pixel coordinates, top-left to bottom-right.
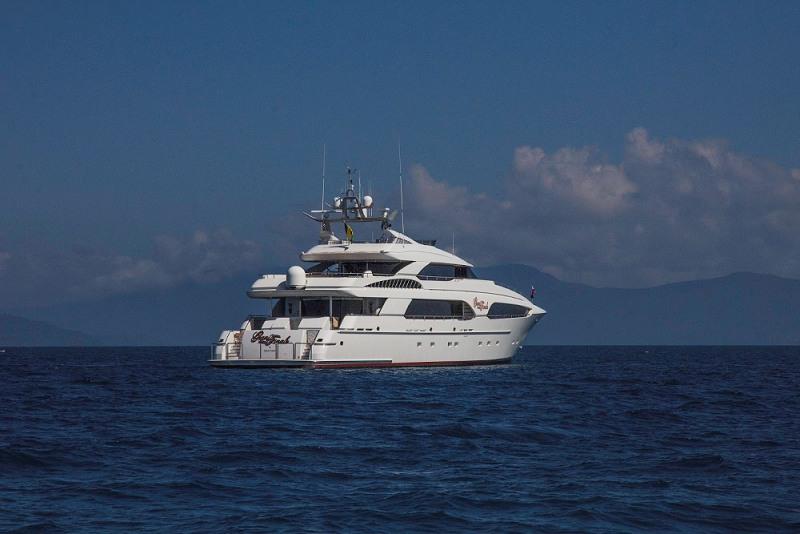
{"left": 480, "top": 265, "right": 800, "bottom": 345}
{"left": 4, "top": 265, "right": 800, "bottom": 346}
{"left": 0, "top": 313, "right": 96, "bottom": 346}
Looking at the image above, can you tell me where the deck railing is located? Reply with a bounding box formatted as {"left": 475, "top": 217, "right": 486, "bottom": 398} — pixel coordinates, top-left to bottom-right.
{"left": 211, "top": 340, "right": 312, "bottom": 361}
{"left": 306, "top": 272, "right": 392, "bottom": 277}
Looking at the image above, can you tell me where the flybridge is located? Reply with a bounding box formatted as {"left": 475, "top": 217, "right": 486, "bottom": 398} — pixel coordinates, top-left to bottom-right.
{"left": 303, "top": 167, "right": 403, "bottom": 245}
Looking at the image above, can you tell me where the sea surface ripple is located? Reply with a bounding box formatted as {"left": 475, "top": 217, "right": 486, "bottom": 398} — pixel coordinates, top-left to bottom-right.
{"left": 1, "top": 346, "right": 799, "bottom": 532}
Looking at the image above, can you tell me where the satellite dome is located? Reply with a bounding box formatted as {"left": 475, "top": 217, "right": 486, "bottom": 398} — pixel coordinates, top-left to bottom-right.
{"left": 287, "top": 265, "right": 307, "bottom": 289}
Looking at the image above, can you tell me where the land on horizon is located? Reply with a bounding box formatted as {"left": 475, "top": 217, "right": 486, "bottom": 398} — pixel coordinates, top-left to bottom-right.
{"left": 3, "top": 265, "right": 799, "bottom": 347}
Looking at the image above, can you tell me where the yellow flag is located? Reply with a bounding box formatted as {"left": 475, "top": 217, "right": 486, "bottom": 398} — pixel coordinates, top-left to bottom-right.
{"left": 345, "top": 223, "right": 354, "bottom": 242}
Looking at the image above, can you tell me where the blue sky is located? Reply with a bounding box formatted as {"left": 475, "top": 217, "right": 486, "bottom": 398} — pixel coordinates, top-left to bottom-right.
{"left": 1, "top": 1, "right": 800, "bottom": 303}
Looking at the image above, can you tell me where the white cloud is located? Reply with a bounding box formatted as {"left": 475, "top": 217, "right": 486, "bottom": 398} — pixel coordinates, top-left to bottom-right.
{"left": 407, "top": 129, "right": 800, "bottom": 287}
{"left": 152, "top": 229, "right": 262, "bottom": 284}
{"left": 512, "top": 145, "right": 636, "bottom": 215}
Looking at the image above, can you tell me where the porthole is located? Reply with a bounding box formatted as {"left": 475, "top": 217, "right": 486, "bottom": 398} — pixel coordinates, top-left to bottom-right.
{"left": 340, "top": 341, "right": 344, "bottom": 346}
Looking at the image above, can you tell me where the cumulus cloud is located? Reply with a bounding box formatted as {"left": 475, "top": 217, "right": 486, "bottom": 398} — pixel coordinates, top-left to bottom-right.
{"left": 0, "top": 229, "right": 262, "bottom": 305}
{"left": 407, "top": 129, "right": 800, "bottom": 287}
{"left": 151, "top": 230, "right": 262, "bottom": 285}
{"left": 512, "top": 145, "right": 636, "bottom": 215}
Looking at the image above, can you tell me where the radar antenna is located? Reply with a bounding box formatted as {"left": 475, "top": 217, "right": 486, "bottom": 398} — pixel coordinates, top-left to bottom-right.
{"left": 398, "top": 142, "right": 405, "bottom": 233}
{"left": 320, "top": 143, "right": 326, "bottom": 210}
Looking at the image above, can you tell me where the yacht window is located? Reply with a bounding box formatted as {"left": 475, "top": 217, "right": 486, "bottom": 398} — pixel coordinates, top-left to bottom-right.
{"left": 297, "top": 297, "right": 387, "bottom": 318}
{"left": 487, "top": 303, "right": 530, "bottom": 318}
{"left": 307, "top": 262, "right": 333, "bottom": 273}
{"left": 417, "top": 264, "right": 455, "bottom": 280}
{"left": 370, "top": 262, "right": 410, "bottom": 275}
{"left": 305, "top": 261, "right": 409, "bottom": 276}
{"left": 455, "top": 266, "right": 477, "bottom": 279}
{"left": 404, "top": 299, "right": 475, "bottom": 320}
{"left": 332, "top": 299, "right": 363, "bottom": 317}
{"left": 417, "top": 264, "right": 477, "bottom": 280}
{"left": 270, "top": 298, "right": 286, "bottom": 317}
{"left": 461, "top": 301, "right": 476, "bottom": 319}
{"left": 364, "top": 298, "right": 385, "bottom": 315}
{"left": 301, "top": 299, "right": 329, "bottom": 317}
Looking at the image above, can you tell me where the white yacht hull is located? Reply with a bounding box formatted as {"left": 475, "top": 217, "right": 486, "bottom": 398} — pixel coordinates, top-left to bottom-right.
{"left": 210, "top": 315, "right": 536, "bottom": 369}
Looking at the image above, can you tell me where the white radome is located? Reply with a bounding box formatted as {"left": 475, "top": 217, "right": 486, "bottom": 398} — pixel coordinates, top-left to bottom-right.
{"left": 286, "top": 265, "right": 307, "bottom": 289}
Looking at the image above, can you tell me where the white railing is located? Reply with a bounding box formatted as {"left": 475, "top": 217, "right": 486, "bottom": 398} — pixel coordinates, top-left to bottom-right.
{"left": 211, "top": 342, "right": 241, "bottom": 360}
{"left": 211, "top": 341, "right": 313, "bottom": 361}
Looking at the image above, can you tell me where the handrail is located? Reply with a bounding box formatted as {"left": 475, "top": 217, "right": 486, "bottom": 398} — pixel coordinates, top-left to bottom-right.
{"left": 403, "top": 315, "right": 473, "bottom": 320}
{"left": 242, "top": 312, "right": 529, "bottom": 321}
{"left": 306, "top": 272, "right": 393, "bottom": 277}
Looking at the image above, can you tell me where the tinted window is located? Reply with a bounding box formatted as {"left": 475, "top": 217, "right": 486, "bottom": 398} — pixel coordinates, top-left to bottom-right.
{"left": 418, "top": 263, "right": 476, "bottom": 280}
{"left": 336, "top": 299, "right": 364, "bottom": 317}
{"left": 417, "top": 264, "right": 456, "bottom": 279}
{"left": 455, "top": 265, "right": 477, "bottom": 279}
{"left": 307, "top": 262, "right": 333, "bottom": 273}
{"left": 405, "top": 299, "right": 475, "bottom": 319}
{"left": 301, "top": 299, "right": 329, "bottom": 317}
{"left": 287, "top": 298, "right": 389, "bottom": 318}
{"left": 271, "top": 298, "right": 286, "bottom": 317}
{"left": 306, "top": 261, "right": 408, "bottom": 275}
{"left": 487, "top": 303, "right": 530, "bottom": 318}
{"left": 369, "top": 262, "right": 410, "bottom": 275}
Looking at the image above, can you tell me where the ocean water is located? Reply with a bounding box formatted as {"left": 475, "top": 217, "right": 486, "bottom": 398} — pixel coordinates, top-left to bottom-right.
{"left": 1, "top": 346, "right": 799, "bottom": 533}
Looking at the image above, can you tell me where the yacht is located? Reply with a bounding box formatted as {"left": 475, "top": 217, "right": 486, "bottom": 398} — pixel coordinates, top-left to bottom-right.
{"left": 211, "top": 170, "right": 545, "bottom": 368}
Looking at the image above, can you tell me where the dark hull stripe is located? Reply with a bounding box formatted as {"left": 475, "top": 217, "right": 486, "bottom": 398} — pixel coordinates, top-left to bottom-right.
{"left": 210, "top": 357, "right": 513, "bottom": 369}
{"left": 312, "top": 357, "right": 512, "bottom": 369}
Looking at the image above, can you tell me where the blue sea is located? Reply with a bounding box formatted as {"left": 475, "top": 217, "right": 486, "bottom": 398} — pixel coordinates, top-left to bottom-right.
{"left": 1, "top": 346, "right": 799, "bottom": 532}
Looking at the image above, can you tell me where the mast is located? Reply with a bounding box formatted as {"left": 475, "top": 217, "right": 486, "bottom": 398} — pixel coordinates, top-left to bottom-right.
{"left": 321, "top": 143, "right": 326, "bottom": 211}
{"left": 303, "top": 162, "right": 399, "bottom": 241}
{"left": 398, "top": 142, "right": 405, "bottom": 234}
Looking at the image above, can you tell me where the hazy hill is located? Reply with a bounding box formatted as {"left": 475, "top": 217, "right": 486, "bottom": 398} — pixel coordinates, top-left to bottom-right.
{"left": 10, "top": 272, "right": 269, "bottom": 346}
{"left": 0, "top": 313, "right": 96, "bottom": 346}
{"left": 6, "top": 266, "right": 800, "bottom": 345}
{"left": 480, "top": 265, "right": 800, "bottom": 345}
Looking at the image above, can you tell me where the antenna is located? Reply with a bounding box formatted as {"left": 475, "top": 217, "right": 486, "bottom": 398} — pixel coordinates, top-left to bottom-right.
{"left": 398, "top": 142, "right": 405, "bottom": 234}
{"left": 358, "top": 169, "right": 362, "bottom": 200}
{"left": 452, "top": 232, "right": 455, "bottom": 254}
{"left": 321, "top": 144, "right": 326, "bottom": 210}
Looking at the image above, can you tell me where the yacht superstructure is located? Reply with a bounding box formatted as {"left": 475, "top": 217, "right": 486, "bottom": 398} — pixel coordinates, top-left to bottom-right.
{"left": 211, "top": 170, "right": 545, "bottom": 368}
